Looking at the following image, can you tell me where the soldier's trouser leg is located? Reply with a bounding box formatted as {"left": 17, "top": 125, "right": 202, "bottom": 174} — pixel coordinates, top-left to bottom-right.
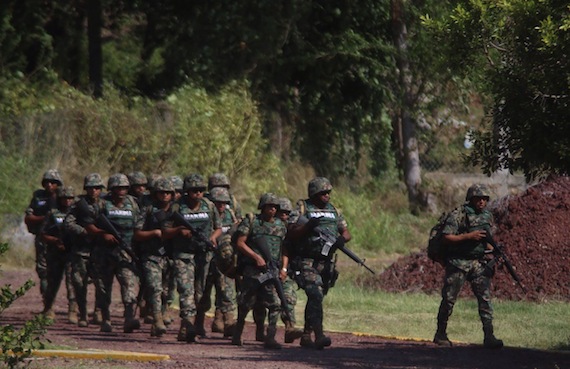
{"left": 195, "top": 253, "right": 214, "bottom": 337}
{"left": 64, "top": 260, "right": 78, "bottom": 323}
{"left": 35, "top": 239, "right": 48, "bottom": 299}
{"left": 435, "top": 265, "right": 466, "bottom": 344}
{"left": 253, "top": 301, "right": 266, "bottom": 341}
{"left": 71, "top": 254, "right": 90, "bottom": 325}
{"left": 43, "top": 249, "right": 66, "bottom": 314}
{"left": 174, "top": 257, "right": 197, "bottom": 329}
{"left": 263, "top": 285, "right": 282, "bottom": 349}
{"left": 117, "top": 262, "right": 140, "bottom": 333}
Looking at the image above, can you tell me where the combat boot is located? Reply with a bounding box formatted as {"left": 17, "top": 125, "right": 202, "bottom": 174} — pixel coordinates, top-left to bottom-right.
{"left": 483, "top": 321, "right": 504, "bottom": 349}
{"left": 313, "top": 324, "right": 332, "bottom": 350}
{"left": 195, "top": 311, "right": 206, "bottom": 337}
{"left": 284, "top": 320, "right": 304, "bottom": 343}
{"left": 300, "top": 323, "right": 314, "bottom": 348}
{"left": 42, "top": 307, "right": 56, "bottom": 320}
{"left": 99, "top": 308, "right": 112, "bottom": 332}
{"left": 162, "top": 304, "right": 173, "bottom": 326}
{"left": 177, "top": 316, "right": 198, "bottom": 343}
{"left": 212, "top": 309, "right": 224, "bottom": 333}
{"left": 68, "top": 300, "right": 78, "bottom": 324}
{"left": 92, "top": 307, "right": 103, "bottom": 325}
{"left": 123, "top": 304, "right": 141, "bottom": 333}
{"left": 78, "top": 305, "right": 88, "bottom": 328}
{"left": 150, "top": 311, "right": 167, "bottom": 337}
{"left": 264, "top": 326, "right": 282, "bottom": 350}
{"left": 223, "top": 311, "right": 236, "bottom": 338}
{"left": 433, "top": 330, "right": 452, "bottom": 347}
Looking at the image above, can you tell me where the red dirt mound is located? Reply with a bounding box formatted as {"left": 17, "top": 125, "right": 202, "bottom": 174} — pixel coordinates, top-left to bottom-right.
{"left": 369, "top": 175, "right": 570, "bottom": 302}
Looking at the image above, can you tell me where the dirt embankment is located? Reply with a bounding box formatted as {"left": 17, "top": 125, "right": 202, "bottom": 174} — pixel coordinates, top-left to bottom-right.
{"left": 372, "top": 175, "right": 570, "bottom": 302}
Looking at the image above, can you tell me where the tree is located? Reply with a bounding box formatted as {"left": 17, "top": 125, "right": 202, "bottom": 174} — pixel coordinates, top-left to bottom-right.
{"left": 425, "top": 0, "right": 570, "bottom": 180}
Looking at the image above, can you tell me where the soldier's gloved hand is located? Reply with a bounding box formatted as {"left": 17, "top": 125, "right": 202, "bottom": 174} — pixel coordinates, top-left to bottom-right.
{"left": 334, "top": 236, "right": 345, "bottom": 249}
{"left": 306, "top": 217, "right": 321, "bottom": 230}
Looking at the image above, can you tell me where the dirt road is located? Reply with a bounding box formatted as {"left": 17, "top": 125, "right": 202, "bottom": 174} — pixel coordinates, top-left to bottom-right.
{"left": 2, "top": 269, "right": 569, "bottom": 369}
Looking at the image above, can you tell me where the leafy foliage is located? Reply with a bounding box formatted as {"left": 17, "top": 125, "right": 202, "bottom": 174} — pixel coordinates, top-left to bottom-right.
{"left": 424, "top": 0, "right": 570, "bottom": 180}
{"left": 0, "top": 242, "right": 48, "bottom": 368}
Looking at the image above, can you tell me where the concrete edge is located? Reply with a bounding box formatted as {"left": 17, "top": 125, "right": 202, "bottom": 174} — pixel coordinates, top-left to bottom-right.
{"left": 31, "top": 349, "right": 170, "bottom": 361}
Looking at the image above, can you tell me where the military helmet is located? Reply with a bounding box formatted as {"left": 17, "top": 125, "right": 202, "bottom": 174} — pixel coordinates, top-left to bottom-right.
{"left": 83, "top": 173, "right": 105, "bottom": 189}
{"left": 308, "top": 177, "right": 333, "bottom": 198}
{"left": 465, "top": 184, "right": 491, "bottom": 201}
{"left": 208, "top": 173, "right": 230, "bottom": 190}
{"left": 257, "top": 192, "right": 280, "bottom": 210}
{"left": 146, "top": 174, "right": 163, "bottom": 191}
{"left": 42, "top": 169, "right": 63, "bottom": 186}
{"left": 127, "top": 171, "right": 148, "bottom": 186}
{"left": 107, "top": 173, "right": 130, "bottom": 189}
{"left": 210, "top": 186, "right": 231, "bottom": 203}
{"left": 183, "top": 173, "right": 207, "bottom": 192}
{"left": 279, "top": 197, "right": 293, "bottom": 212}
{"left": 169, "top": 175, "right": 184, "bottom": 192}
{"left": 153, "top": 178, "right": 175, "bottom": 193}
{"left": 57, "top": 186, "right": 76, "bottom": 198}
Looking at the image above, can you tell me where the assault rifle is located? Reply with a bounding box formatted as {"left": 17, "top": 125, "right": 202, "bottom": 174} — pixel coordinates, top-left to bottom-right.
{"left": 75, "top": 197, "right": 139, "bottom": 264}
{"left": 298, "top": 216, "right": 375, "bottom": 274}
{"left": 485, "top": 232, "right": 526, "bottom": 293}
{"left": 171, "top": 211, "right": 215, "bottom": 252}
{"left": 252, "top": 237, "right": 292, "bottom": 322}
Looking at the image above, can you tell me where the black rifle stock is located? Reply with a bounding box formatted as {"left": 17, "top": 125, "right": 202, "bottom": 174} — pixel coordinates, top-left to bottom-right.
{"left": 485, "top": 232, "right": 526, "bottom": 293}
{"left": 298, "top": 215, "right": 375, "bottom": 274}
{"left": 252, "top": 237, "right": 292, "bottom": 322}
{"left": 171, "top": 211, "right": 215, "bottom": 252}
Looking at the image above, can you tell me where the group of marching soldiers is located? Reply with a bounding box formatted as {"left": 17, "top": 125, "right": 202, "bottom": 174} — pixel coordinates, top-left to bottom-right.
{"left": 24, "top": 169, "right": 352, "bottom": 350}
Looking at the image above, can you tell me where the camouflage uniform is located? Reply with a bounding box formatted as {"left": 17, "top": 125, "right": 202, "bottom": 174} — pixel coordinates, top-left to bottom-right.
{"left": 64, "top": 173, "right": 106, "bottom": 327}
{"left": 434, "top": 184, "right": 503, "bottom": 349}
{"left": 25, "top": 169, "right": 63, "bottom": 299}
{"left": 289, "top": 177, "right": 348, "bottom": 349}
{"left": 40, "top": 186, "right": 76, "bottom": 321}
{"left": 89, "top": 174, "right": 141, "bottom": 333}
{"left": 203, "top": 186, "right": 238, "bottom": 336}
{"left": 165, "top": 174, "right": 221, "bottom": 342}
{"left": 135, "top": 177, "right": 175, "bottom": 337}
{"left": 232, "top": 193, "right": 286, "bottom": 349}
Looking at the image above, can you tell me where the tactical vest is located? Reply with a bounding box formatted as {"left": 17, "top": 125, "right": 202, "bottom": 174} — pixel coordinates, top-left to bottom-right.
{"left": 220, "top": 206, "right": 238, "bottom": 234}
{"left": 171, "top": 197, "right": 215, "bottom": 255}
{"left": 27, "top": 189, "right": 57, "bottom": 234}
{"left": 298, "top": 200, "right": 340, "bottom": 258}
{"left": 246, "top": 214, "right": 286, "bottom": 263}
{"left": 102, "top": 195, "right": 137, "bottom": 247}
{"left": 140, "top": 204, "right": 167, "bottom": 257}
{"left": 446, "top": 204, "right": 492, "bottom": 260}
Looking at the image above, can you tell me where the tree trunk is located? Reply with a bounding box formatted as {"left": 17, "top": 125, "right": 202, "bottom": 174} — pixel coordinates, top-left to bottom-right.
{"left": 391, "top": 0, "right": 423, "bottom": 213}
{"left": 87, "top": 0, "right": 103, "bottom": 98}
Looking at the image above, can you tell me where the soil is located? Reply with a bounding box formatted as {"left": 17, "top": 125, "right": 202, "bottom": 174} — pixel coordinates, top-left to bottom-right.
{"left": 3, "top": 176, "right": 570, "bottom": 368}
{"left": 371, "top": 175, "right": 570, "bottom": 302}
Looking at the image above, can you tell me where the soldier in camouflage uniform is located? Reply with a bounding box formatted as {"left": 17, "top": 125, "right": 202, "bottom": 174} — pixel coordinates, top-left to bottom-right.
{"left": 25, "top": 169, "right": 63, "bottom": 301}
{"left": 252, "top": 196, "right": 303, "bottom": 343}
{"left": 162, "top": 175, "right": 184, "bottom": 325}
{"left": 64, "top": 173, "right": 106, "bottom": 327}
{"left": 134, "top": 178, "right": 175, "bottom": 337}
{"left": 288, "top": 177, "right": 351, "bottom": 350}
{"left": 40, "top": 186, "right": 76, "bottom": 321}
{"left": 162, "top": 174, "right": 221, "bottom": 343}
{"left": 205, "top": 186, "right": 238, "bottom": 337}
{"left": 127, "top": 171, "right": 153, "bottom": 322}
{"left": 232, "top": 193, "right": 287, "bottom": 349}
{"left": 433, "top": 184, "right": 503, "bottom": 349}
{"left": 208, "top": 173, "right": 242, "bottom": 220}
{"left": 85, "top": 173, "right": 141, "bottom": 333}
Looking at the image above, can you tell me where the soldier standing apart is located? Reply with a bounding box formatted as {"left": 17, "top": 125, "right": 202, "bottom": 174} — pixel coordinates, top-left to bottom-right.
{"left": 288, "top": 177, "right": 351, "bottom": 350}
{"left": 232, "top": 193, "right": 286, "bottom": 349}
{"left": 25, "top": 169, "right": 63, "bottom": 301}
{"left": 85, "top": 173, "right": 141, "bottom": 333}
{"left": 206, "top": 186, "right": 239, "bottom": 337}
{"left": 134, "top": 178, "right": 175, "bottom": 337}
{"left": 40, "top": 186, "right": 76, "bottom": 320}
{"left": 64, "top": 173, "right": 106, "bottom": 327}
{"left": 162, "top": 174, "right": 221, "bottom": 343}
{"left": 433, "top": 184, "right": 503, "bottom": 349}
